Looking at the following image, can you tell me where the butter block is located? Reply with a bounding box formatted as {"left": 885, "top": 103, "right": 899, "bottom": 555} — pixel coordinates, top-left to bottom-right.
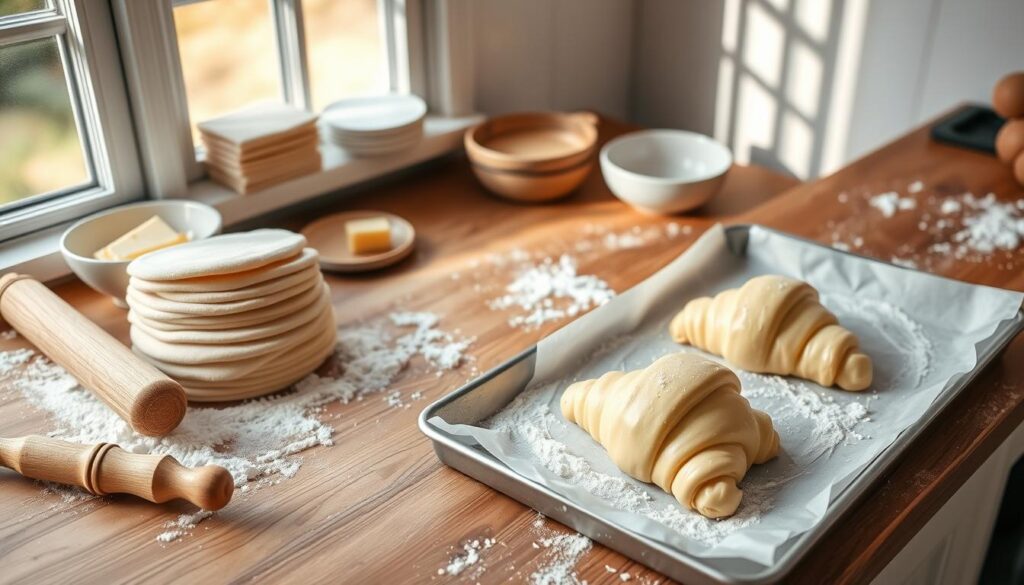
{"left": 95, "top": 215, "right": 188, "bottom": 261}
{"left": 346, "top": 216, "right": 392, "bottom": 255}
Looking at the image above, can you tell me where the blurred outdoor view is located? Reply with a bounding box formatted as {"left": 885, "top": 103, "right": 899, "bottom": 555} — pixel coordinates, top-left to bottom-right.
{"left": 0, "top": 1, "right": 90, "bottom": 207}
{"left": 174, "top": 0, "right": 387, "bottom": 146}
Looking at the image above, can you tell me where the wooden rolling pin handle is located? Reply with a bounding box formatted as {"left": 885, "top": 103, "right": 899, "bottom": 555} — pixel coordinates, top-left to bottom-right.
{"left": 0, "top": 274, "right": 187, "bottom": 436}
{"left": 0, "top": 436, "right": 234, "bottom": 511}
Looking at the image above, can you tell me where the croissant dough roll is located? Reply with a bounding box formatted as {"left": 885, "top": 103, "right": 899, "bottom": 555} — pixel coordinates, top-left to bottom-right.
{"left": 670, "top": 275, "right": 872, "bottom": 391}
{"left": 561, "top": 353, "right": 779, "bottom": 519}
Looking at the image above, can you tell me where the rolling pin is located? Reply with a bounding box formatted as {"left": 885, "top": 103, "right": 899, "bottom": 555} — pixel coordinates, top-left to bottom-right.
{"left": 0, "top": 435, "right": 234, "bottom": 510}
{"left": 0, "top": 274, "right": 186, "bottom": 436}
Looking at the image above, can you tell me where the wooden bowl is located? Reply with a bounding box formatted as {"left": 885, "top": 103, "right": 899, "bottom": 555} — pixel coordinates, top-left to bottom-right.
{"left": 465, "top": 111, "right": 598, "bottom": 171}
{"left": 301, "top": 210, "right": 416, "bottom": 272}
{"left": 465, "top": 111, "right": 598, "bottom": 201}
{"left": 469, "top": 158, "right": 596, "bottom": 203}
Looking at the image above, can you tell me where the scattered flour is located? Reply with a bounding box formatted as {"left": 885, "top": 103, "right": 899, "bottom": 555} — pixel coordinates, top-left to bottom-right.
{"left": 438, "top": 537, "right": 496, "bottom": 577}
{"left": 940, "top": 199, "right": 962, "bottom": 215}
{"left": 156, "top": 510, "right": 213, "bottom": 543}
{"left": 833, "top": 188, "right": 1024, "bottom": 270}
{"left": 582, "top": 223, "right": 691, "bottom": 252}
{"left": 948, "top": 192, "right": 1024, "bottom": 255}
{"left": 1, "top": 329, "right": 18, "bottom": 341}
{"left": 0, "top": 312, "right": 471, "bottom": 542}
{"left": 529, "top": 516, "right": 593, "bottom": 585}
{"left": 488, "top": 255, "right": 615, "bottom": 329}
{"left": 740, "top": 373, "right": 869, "bottom": 452}
{"left": 869, "top": 191, "right": 917, "bottom": 217}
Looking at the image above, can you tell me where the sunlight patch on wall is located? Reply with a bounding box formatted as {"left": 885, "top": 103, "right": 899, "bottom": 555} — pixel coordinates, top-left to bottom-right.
{"left": 742, "top": 2, "right": 785, "bottom": 87}
{"left": 786, "top": 39, "right": 823, "bottom": 118}
{"left": 779, "top": 110, "right": 813, "bottom": 178}
{"left": 734, "top": 73, "right": 778, "bottom": 165}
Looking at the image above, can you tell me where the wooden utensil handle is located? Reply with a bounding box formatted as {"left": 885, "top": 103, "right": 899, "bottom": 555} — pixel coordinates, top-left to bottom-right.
{"left": 0, "top": 435, "right": 234, "bottom": 510}
{"left": 0, "top": 274, "right": 186, "bottom": 436}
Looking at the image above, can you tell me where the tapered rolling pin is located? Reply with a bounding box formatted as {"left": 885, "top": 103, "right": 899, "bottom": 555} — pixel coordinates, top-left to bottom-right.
{"left": 0, "top": 435, "right": 233, "bottom": 510}
{"left": 0, "top": 274, "right": 187, "bottom": 436}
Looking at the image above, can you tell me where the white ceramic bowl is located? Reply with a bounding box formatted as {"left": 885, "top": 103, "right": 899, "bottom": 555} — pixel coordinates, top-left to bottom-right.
{"left": 61, "top": 200, "right": 222, "bottom": 307}
{"left": 600, "top": 129, "right": 732, "bottom": 214}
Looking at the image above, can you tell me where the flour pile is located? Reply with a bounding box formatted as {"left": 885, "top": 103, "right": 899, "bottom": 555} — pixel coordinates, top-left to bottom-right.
{"left": 488, "top": 255, "right": 615, "bottom": 329}
{"left": 0, "top": 312, "right": 471, "bottom": 542}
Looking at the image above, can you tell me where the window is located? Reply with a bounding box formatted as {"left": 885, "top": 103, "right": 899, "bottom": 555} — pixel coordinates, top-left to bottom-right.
{"left": 0, "top": 0, "right": 141, "bottom": 241}
{"left": 302, "top": 0, "right": 389, "bottom": 111}
{"left": 173, "top": 0, "right": 283, "bottom": 146}
{"left": 0, "top": 34, "right": 90, "bottom": 206}
{"left": 171, "top": 0, "right": 394, "bottom": 149}
{"left": 0, "top": 0, "right": 470, "bottom": 257}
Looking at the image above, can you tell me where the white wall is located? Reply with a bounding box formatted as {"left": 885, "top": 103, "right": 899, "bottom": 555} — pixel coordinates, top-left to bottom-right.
{"left": 468, "top": 0, "right": 1024, "bottom": 180}
{"left": 846, "top": 0, "right": 1024, "bottom": 161}
{"left": 469, "top": 0, "right": 634, "bottom": 120}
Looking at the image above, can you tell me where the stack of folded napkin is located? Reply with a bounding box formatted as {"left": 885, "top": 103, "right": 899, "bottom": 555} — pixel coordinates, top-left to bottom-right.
{"left": 198, "top": 103, "right": 321, "bottom": 194}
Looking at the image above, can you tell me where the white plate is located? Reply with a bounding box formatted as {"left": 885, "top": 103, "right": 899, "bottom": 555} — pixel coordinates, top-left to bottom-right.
{"left": 321, "top": 94, "right": 427, "bottom": 134}
{"left": 326, "top": 118, "right": 424, "bottom": 140}
{"left": 329, "top": 128, "right": 422, "bottom": 147}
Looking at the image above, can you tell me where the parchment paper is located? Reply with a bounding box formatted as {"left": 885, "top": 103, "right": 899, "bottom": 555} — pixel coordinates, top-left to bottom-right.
{"left": 431, "top": 225, "right": 1024, "bottom": 568}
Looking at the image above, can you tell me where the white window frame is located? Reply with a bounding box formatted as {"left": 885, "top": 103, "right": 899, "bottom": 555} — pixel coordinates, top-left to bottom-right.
{"left": 0, "top": 0, "right": 144, "bottom": 242}
{"left": 114, "top": 0, "right": 478, "bottom": 225}
{"left": 0, "top": 0, "right": 477, "bottom": 279}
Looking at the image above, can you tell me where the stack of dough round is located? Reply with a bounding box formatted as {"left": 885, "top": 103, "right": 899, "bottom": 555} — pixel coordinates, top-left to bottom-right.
{"left": 125, "top": 229, "right": 336, "bottom": 402}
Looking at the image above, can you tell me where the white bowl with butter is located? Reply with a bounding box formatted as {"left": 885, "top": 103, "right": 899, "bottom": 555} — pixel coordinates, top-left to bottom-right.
{"left": 61, "top": 200, "right": 222, "bottom": 307}
{"left": 600, "top": 129, "right": 732, "bottom": 214}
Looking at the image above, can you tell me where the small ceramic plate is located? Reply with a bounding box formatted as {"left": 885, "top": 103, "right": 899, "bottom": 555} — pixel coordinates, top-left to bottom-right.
{"left": 321, "top": 94, "right": 427, "bottom": 134}
{"left": 301, "top": 210, "right": 416, "bottom": 273}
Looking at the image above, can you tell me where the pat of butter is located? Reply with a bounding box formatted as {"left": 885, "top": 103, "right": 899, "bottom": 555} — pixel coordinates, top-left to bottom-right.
{"left": 94, "top": 215, "right": 188, "bottom": 261}
{"left": 346, "top": 216, "right": 392, "bottom": 255}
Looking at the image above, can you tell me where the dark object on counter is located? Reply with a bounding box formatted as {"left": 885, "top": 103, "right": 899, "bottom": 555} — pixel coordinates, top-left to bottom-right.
{"left": 979, "top": 454, "right": 1024, "bottom": 585}
{"left": 931, "top": 105, "right": 1005, "bottom": 154}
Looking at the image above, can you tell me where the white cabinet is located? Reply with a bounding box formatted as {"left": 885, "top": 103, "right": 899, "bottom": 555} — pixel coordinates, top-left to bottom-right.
{"left": 873, "top": 421, "right": 1024, "bottom": 585}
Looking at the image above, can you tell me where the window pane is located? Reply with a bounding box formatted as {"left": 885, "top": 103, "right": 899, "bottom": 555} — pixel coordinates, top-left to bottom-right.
{"left": 174, "top": 0, "right": 282, "bottom": 146}
{"left": 303, "top": 0, "right": 389, "bottom": 112}
{"left": 0, "top": 0, "right": 47, "bottom": 18}
{"left": 0, "top": 37, "right": 89, "bottom": 206}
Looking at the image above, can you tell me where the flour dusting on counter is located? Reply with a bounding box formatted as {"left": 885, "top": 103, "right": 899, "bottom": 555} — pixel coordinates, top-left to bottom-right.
{"left": 488, "top": 255, "right": 615, "bottom": 329}
{"left": 833, "top": 184, "right": 1024, "bottom": 270}
{"left": 530, "top": 515, "right": 593, "bottom": 585}
{"left": 157, "top": 510, "right": 213, "bottom": 543}
{"left": 438, "top": 537, "right": 496, "bottom": 577}
{"left": 0, "top": 312, "right": 472, "bottom": 542}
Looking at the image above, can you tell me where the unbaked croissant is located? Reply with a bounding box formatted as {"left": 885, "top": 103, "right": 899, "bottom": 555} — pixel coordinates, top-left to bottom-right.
{"left": 561, "top": 353, "right": 779, "bottom": 519}
{"left": 669, "top": 275, "right": 872, "bottom": 391}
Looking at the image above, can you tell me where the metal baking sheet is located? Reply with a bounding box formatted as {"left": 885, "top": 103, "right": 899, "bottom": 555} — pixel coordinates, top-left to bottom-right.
{"left": 419, "top": 224, "right": 1024, "bottom": 584}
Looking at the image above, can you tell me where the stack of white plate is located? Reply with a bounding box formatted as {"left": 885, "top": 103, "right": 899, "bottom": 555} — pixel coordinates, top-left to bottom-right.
{"left": 322, "top": 94, "right": 427, "bottom": 157}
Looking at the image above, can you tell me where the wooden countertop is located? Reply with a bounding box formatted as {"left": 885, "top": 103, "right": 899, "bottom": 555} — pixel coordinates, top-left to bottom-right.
{"left": 0, "top": 114, "right": 1020, "bottom": 584}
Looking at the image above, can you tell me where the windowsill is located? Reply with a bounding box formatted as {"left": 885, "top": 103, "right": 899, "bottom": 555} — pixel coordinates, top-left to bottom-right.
{"left": 0, "top": 113, "right": 482, "bottom": 283}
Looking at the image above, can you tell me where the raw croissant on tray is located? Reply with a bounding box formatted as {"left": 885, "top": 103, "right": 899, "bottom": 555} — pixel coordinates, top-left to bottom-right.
{"left": 669, "top": 275, "right": 873, "bottom": 391}
{"left": 560, "top": 353, "right": 779, "bottom": 519}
